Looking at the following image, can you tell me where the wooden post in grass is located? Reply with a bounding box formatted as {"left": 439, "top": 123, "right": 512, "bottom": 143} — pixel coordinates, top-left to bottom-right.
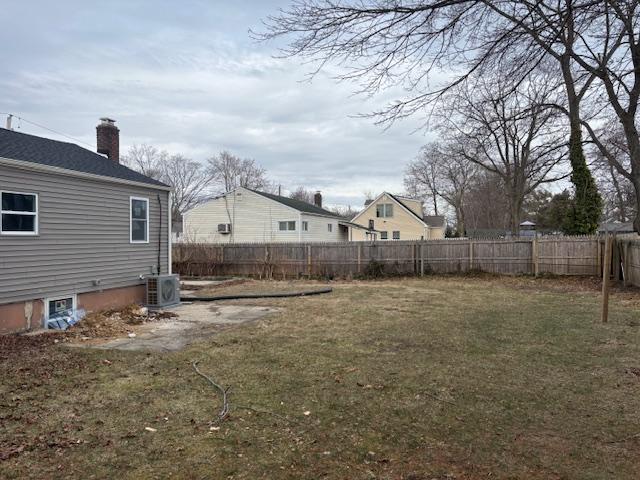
{"left": 307, "top": 244, "right": 312, "bottom": 277}
{"left": 420, "top": 243, "right": 424, "bottom": 277}
{"left": 469, "top": 240, "right": 474, "bottom": 271}
{"left": 601, "top": 235, "right": 613, "bottom": 323}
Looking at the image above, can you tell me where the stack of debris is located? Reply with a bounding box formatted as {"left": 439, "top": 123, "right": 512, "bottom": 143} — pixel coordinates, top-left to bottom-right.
{"left": 61, "top": 304, "right": 176, "bottom": 341}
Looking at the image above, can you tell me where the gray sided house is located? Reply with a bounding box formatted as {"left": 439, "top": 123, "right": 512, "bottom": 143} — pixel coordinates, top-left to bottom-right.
{"left": 0, "top": 119, "right": 171, "bottom": 333}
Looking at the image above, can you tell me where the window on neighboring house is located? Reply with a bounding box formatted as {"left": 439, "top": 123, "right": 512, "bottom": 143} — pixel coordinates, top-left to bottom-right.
{"left": 278, "top": 221, "right": 296, "bottom": 231}
{"left": 376, "top": 203, "right": 393, "bottom": 218}
{"left": 368, "top": 219, "right": 374, "bottom": 230}
{"left": 393, "top": 231, "right": 400, "bottom": 240}
{"left": 302, "top": 221, "right": 309, "bottom": 231}
{"left": 1, "top": 191, "right": 38, "bottom": 235}
{"left": 130, "top": 197, "right": 149, "bottom": 243}
{"left": 328, "top": 223, "right": 333, "bottom": 232}
{"left": 380, "top": 231, "right": 388, "bottom": 240}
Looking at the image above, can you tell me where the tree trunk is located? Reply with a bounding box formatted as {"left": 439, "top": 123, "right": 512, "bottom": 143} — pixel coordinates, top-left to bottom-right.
{"left": 618, "top": 116, "right": 640, "bottom": 233}
{"left": 608, "top": 165, "right": 627, "bottom": 222}
{"left": 509, "top": 197, "right": 523, "bottom": 235}
{"left": 560, "top": 56, "right": 602, "bottom": 234}
{"left": 633, "top": 175, "right": 640, "bottom": 233}
{"left": 455, "top": 205, "right": 465, "bottom": 236}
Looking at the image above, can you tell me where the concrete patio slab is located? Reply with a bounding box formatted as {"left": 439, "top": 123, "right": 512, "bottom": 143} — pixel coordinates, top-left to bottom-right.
{"left": 81, "top": 302, "right": 276, "bottom": 352}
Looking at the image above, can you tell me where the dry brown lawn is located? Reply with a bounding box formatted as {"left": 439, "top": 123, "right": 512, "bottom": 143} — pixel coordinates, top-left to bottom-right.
{"left": 2, "top": 276, "right": 640, "bottom": 479}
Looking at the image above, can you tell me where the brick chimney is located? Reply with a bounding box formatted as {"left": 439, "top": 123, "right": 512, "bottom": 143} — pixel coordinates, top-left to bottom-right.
{"left": 314, "top": 191, "right": 322, "bottom": 208}
{"left": 96, "top": 117, "right": 120, "bottom": 163}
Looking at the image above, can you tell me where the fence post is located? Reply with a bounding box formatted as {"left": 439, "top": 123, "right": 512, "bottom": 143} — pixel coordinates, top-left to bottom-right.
{"left": 612, "top": 236, "right": 621, "bottom": 282}
{"left": 413, "top": 243, "right": 417, "bottom": 275}
{"left": 469, "top": 240, "right": 474, "bottom": 271}
{"left": 357, "top": 243, "right": 362, "bottom": 274}
{"left": 602, "top": 235, "right": 613, "bottom": 323}
{"left": 532, "top": 237, "right": 539, "bottom": 277}
{"left": 597, "top": 237, "right": 602, "bottom": 276}
{"left": 623, "top": 241, "right": 630, "bottom": 287}
{"left": 307, "top": 244, "right": 312, "bottom": 277}
{"left": 420, "top": 243, "right": 424, "bottom": 277}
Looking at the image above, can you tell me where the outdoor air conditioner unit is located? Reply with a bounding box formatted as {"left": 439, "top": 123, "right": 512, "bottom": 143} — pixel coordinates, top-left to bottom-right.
{"left": 218, "top": 223, "right": 232, "bottom": 234}
{"left": 146, "top": 274, "right": 180, "bottom": 307}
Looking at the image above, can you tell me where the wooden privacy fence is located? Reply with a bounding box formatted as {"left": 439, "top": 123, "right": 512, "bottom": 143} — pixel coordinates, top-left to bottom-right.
{"left": 172, "top": 235, "right": 602, "bottom": 279}
{"left": 617, "top": 236, "right": 640, "bottom": 288}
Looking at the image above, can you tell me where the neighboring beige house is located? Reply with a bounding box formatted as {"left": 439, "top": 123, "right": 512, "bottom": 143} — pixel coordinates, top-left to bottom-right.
{"left": 349, "top": 192, "right": 445, "bottom": 240}
{"left": 183, "top": 187, "right": 368, "bottom": 243}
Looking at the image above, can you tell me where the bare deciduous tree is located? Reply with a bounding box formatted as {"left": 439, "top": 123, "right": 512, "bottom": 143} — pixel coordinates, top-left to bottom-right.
{"left": 438, "top": 75, "right": 567, "bottom": 233}
{"left": 289, "top": 186, "right": 315, "bottom": 204}
{"left": 592, "top": 122, "right": 638, "bottom": 223}
{"left": 121, "top": 144, "right": 167, "bottom": 180}
{"left": 162, "top": 154, "right": 213, "bottom": 222}
{"left": 122, "top": 145, "right": 211, "bottom": 222}
{"left": 327, "top": 205, "right": 360, "bottom": 220}
{"left": 260, "top": 1, "right": 640, "bottom": 231}
{"left": 463, "top": 173, "right": 511, "bottom": 234}
{"left": 404, "top": 141, "right": 478, "bottom": 235}
{"left": 207, "top": 151, "right": 271, "bottom": 193}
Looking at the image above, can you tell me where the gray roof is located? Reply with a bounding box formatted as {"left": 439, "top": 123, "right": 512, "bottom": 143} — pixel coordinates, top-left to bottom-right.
{"left": 0, "top": 128, "right": 169, "bottom": 188}
{"left": 250, "top": 189, "right": 340, "bottom": 217}
{"left": 598, "top": 221, "right": 635, "bottom": 233}
{"left": 387, "top": 193, "right": 427, "bottom": 224}
{"left": 424, "top": 215, "right": 446, "bottom": 228}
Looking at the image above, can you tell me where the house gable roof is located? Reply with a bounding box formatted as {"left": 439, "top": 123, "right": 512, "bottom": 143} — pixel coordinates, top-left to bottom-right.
{"left": 352, "top": 192, "right": 428, "bottom": 227}
{"left": 0, "top": 128, "right": 169, "bottom": 188}
{"left": 248, "top": 188, "right": 340, "bottom": 218}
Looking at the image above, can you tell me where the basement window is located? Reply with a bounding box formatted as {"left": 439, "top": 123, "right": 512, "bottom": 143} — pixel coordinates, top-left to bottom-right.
{"left": 130, "top": 197, "right": 149, "bottom": 243}
{"left": 1, "top": 191, "right": 38, "bottom": 235}
{"left": 45, "top": 295, "right": 77, "bottom": 330}
{"left": 278, "top": 221, "right": 296, "bottom": 231}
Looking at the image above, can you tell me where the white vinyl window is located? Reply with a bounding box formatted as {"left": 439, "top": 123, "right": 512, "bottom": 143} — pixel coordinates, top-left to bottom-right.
{"left": 328, "top": 223, "right": 333, "bottom": 232}
{"left": 278, "top": 221, "right": 296, "bottom": 231}
{"left": 130, "top": 196, "right": 149, "bottom": 243}
{"left": 393, "top": 231, "right": 400, "bottom": 240}
{"left": 1, "top": 191, "right": 38, "bottom": 235}
{"left": 376, "top": 203, "right": 394, "bottom": 218}
{"left": 302, "top": 221, "right": 309, "bottom": 231}
{"left": 380, "top": 231, "right": 388, "bottom": 240}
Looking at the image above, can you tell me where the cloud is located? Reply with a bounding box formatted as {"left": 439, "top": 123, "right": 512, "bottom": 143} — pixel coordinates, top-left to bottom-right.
{"left": 0, "top": 0, "right": 433, "bottom": 208}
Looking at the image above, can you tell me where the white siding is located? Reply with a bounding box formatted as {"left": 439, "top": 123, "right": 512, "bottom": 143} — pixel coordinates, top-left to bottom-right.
{"left": 300, "top": 214, "right": 347, "bottom": 242}
{"left": 183, "top": 188, "right": 347, "bottom": 243}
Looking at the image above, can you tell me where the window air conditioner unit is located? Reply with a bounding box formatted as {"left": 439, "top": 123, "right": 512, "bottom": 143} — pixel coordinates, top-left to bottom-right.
{"left": 146, "top": 274, "right": 180, "bottom": 307}
{"left": 218, "top": 223, "right": 232, "bottom": 234}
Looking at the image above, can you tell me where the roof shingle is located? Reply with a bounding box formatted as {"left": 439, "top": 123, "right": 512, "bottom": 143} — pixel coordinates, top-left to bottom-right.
{"left": 0, "top": 128, "right": 169, "bottom": 188}
{"left": 249, "top": 189, "right": 340, "bottom": 217}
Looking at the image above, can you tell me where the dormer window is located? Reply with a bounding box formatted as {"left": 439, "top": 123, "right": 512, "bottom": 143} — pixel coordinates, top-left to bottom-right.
{"left": 376, "top": 203, "right": 393, "bottom": 218}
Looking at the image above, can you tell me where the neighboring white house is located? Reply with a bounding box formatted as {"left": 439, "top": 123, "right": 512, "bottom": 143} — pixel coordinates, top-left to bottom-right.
{"left": 182, "top": 187, "right": 365, "bottom": 243}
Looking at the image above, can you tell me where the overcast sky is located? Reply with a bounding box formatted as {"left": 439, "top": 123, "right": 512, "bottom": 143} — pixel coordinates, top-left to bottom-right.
{"left": 0, "top": 0, "right": 434, "bottom": 208}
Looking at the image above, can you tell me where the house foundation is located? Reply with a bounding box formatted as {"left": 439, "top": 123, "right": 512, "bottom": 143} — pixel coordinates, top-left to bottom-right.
{"left": 0, "top": 285, "right": 146, "bottom": 334}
